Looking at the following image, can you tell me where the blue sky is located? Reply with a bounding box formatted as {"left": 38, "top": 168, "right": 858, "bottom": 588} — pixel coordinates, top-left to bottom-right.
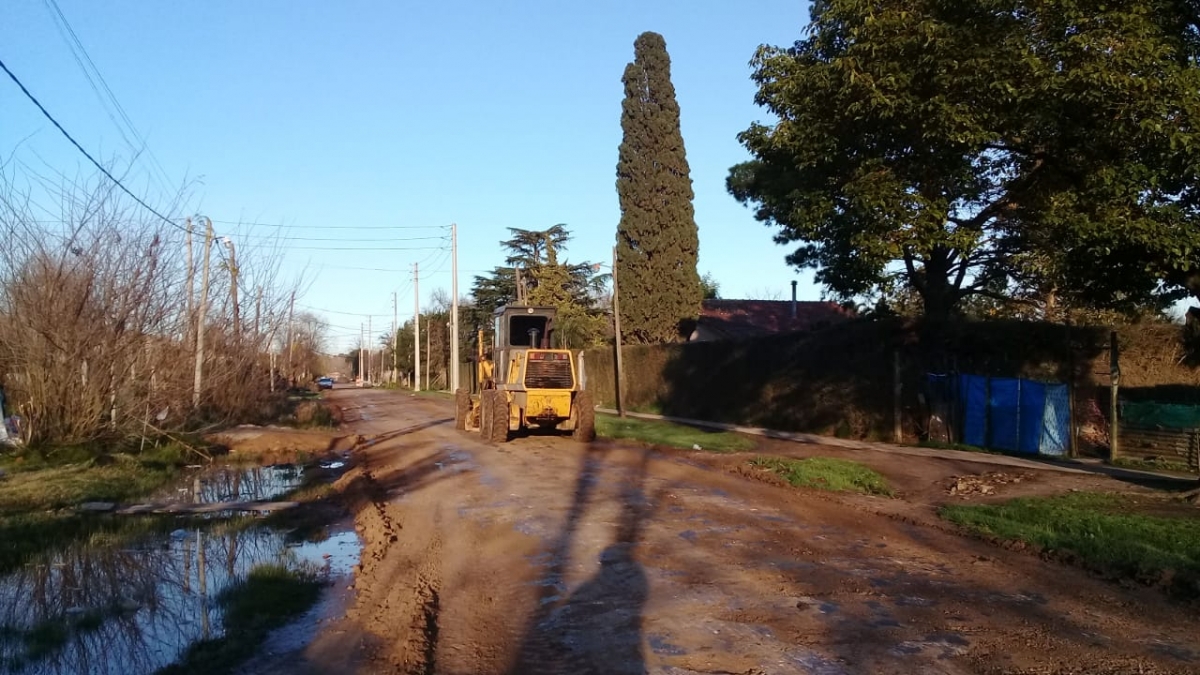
{"left": 1, "top": 0, "right": 817, "bottom": 350}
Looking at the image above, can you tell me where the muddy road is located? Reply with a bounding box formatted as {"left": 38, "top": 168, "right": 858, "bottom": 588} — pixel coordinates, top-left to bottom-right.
{"left": 289, "top": 388, "right": 1198, "bottom": 675}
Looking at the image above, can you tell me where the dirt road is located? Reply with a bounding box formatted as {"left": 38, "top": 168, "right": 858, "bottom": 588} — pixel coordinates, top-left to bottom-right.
{"left": 292, "top": 387, "right": 1199, "bottom": 675}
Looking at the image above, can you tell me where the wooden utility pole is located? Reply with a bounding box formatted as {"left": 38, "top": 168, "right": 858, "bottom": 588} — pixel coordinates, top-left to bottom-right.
{"left": 1110, "top": 330, "right": 1121, "bottom": 460}
{"left": 392, "top": 291, "right": 398, "bottom": 382}
{"left": 286, "top": 291, "right": 295, "bottom": 387}
{"left": 223, "top": 238, "right": 240, "bottom": 337}
{"left": 426, "top": 319, "right": 431, "bottom": 391}
{"left": 192, "top": 217, "right": 214, "bottom": 408}
{"left": 359, "top": 323, "right": 365, "bottom": 384}
{"left": 185, "top": 217, "right": 194, "bottom": 336}
{"left": 367, "top": 315, "right": 373, "bottom": 385}
{"left": 450, "top": 223, "right": 460, "bottom": 392}
{"left": 254, "top": 287, "right": 262, "bottom": 340}
{"left": 414, "top": 263, "right": 421, "bottom": 392}
{"left": 612, "top": 246, "right": 626, "bottom": 418}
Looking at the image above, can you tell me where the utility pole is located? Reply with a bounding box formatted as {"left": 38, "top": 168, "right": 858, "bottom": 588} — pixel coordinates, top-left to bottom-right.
{"left": 185, "top": 217, "right": 194, "bottom": 337}
{"left": 359, "top": 323, "right": 365, "bottom": 384}
{"left": 414, "top": 263, "right": 421, "bottom": 392}
{"left": 367, "top": 315, "right": 373, "bottom": 385}
{"left": 254, "top": 287, "right": 262, "bottom": 340}
{"left": 192, "top": 217, "right": 214, "bottom": 408}
{"left": 285, "top": 291, "right": 296, "bottom": 387}
{"left": 426, "top": 320, "right": 431, "bottom": 391}
{"left": 612, "top": 245, "right": 626, "bottom": 418}
{"left": 392, "top": 292, "right": 398, "bottom": 383}
{"left": 223, "top": 237, "right": 240, "bottom": 338}
{"left": 450, "top": 223, "right": 460, "bottom": 393}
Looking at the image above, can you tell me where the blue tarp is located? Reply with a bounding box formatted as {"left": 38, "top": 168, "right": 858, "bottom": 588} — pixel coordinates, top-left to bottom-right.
{"left": 932, "top": 374, "right": 1071, "bottom": 456}
{"left": 961, "top": 374, "right": 988, "bottom": 448}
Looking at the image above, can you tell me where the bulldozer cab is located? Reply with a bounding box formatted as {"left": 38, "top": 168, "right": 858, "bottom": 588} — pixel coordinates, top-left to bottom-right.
{"left": 492, "top": 305, "right": 556, "bottom": 385}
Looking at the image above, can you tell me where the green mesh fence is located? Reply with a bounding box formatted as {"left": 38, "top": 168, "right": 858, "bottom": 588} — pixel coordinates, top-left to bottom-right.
{"left": 1121, "top": 401, "right": 1200, "bottom": 430}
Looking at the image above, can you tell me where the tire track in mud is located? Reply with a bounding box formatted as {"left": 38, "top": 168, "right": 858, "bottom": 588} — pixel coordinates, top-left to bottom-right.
{"left": 340, "top": 432, "right": 446, "bottom": 675}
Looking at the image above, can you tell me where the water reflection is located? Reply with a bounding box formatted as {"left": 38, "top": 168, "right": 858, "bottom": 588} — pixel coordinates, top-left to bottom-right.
{"left": 0, "top": 517, "right": 357, "bottom": 674}
{"left": 162, "top": 465, "right": 305, "bottom": 506}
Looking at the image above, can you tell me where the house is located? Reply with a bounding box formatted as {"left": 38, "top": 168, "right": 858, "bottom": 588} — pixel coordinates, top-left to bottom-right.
{"left": 689, "top": 297, "right": 854, "bottom": 342}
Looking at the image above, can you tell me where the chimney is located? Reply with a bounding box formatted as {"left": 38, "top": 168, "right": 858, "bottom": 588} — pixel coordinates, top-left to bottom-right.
{"left": 790, "top": 280, "right": 798, "bottom": 319}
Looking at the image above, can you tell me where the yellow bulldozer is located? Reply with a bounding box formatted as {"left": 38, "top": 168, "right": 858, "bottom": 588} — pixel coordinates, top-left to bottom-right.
{"left": 454, "top": 304, "right": 595, "bottom": 443}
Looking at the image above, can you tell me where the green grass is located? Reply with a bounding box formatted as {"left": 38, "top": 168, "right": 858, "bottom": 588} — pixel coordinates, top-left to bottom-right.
{"left": 750, "top": 456, "right": 894, "bottom": 496}
{"left": 158, "top": 563, "right": 325, "bottom": 675}
{"left": 0, "top": 443, "right": 196, "bottom": 575}
{"left": 596, "top": 414, "right": 756, "bottom": 453}
{"left": 941, "top": 492, "right": 1200, "bottom": 590}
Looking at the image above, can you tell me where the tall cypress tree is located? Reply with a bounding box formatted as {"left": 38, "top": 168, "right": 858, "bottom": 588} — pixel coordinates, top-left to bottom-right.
{"left": 615, "top": 31, "right": 701, "bottom": 344}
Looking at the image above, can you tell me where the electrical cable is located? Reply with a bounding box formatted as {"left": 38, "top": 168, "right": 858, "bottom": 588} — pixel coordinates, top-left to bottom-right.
{"left": 0, "top": 56, "right": 186, "bottom": 233}
{"left": 42, "top": 0, "right": 175, "bottom": 194}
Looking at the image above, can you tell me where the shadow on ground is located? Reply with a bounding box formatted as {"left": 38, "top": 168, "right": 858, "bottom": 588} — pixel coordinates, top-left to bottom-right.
{"left": 507, "top": 446, "right": 661, "bottom": 675}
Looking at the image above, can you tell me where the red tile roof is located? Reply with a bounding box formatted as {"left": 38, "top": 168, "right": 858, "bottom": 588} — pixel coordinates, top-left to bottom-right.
{"left": 695, "top": 300, "right": 854, "bottom": 340}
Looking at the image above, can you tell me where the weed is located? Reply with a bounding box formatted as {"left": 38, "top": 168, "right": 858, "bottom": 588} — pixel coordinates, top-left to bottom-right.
{"left": 1111, "top": 456, "right": 1196, "bottom": 475}
{"left": 750, "top": 456, "right": 893, "bottom": 496}
{"left": 596, "top": 414, "right": 755, "bottom": 453}
{"left": 918, "top": 440, "right": 1003, "bottom": 455}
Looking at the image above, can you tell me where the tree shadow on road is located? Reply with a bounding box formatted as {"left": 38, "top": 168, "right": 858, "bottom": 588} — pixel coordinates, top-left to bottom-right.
{"left": 507, "top": 447, "right": 661, "bottom": 675}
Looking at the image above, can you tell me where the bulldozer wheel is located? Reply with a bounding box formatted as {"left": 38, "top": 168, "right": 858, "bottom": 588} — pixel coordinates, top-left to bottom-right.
{"left": 572, "top": 391, "right": 596, "bottom": 442}
{"left": 478, "top": 390, "right": 494, "bottom": 439}
{"left": 454, "top": 389, "right": 470, "bottom": 431}
{"left": 488, "top": 391, "right": 510, "bottom": 444}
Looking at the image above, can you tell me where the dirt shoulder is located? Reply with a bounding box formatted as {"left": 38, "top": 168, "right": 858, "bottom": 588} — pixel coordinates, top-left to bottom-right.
{"left": 297, "top": 387, "right": 1199, "bottom": 675}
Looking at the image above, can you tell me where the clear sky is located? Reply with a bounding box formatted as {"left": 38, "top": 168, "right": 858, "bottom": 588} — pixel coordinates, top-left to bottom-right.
{"left": 1, "top": 0, "right": 818, "bottom": 351}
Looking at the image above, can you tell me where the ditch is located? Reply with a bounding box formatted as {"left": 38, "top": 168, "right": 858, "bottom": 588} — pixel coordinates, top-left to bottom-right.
{"left": 0, "top": 460, "right": 359, "bottom": 675}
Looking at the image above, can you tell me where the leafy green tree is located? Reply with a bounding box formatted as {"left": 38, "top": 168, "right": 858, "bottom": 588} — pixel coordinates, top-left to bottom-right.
{"left": 616, "top": 31, "right": 702, "bottom": 343}
{"left": 700, "top": 272, "right": 720, "bottom": 300}
{"left": 728, "top": 0, "right": 1200, "bottom": 322}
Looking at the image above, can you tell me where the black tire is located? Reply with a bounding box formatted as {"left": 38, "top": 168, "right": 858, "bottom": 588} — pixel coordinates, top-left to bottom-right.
{"left": 479, "top": 390, "right": 494, "bottom": 440}
{"left": 572, "top": 391, "right": 596, "bottom": 442}
{"left": 488, "top": 391, "right": 510, "bottom": 444}
{"left": 454, "top": 389, "right": 470, "bottom": 431}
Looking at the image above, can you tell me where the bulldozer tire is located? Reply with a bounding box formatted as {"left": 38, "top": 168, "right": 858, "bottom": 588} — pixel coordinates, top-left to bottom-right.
{"left": 488, "top": 392, "right": 510, "bottom": 444}
{"left": 479, "top": 390, "right": 494, "bottom": 440}
{"left": 572, "top": 391, "right": 596, "bottom": 442}
{"left": 454, "top": 389, "right": 469, "bottom": 431}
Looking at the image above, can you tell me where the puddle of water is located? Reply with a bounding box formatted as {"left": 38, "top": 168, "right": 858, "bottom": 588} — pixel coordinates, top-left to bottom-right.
{"left": 0, "top": 463, "right": 359, "bottom": 675}
{"left": 157, "top": 464, "right": 306, "bottom": 507}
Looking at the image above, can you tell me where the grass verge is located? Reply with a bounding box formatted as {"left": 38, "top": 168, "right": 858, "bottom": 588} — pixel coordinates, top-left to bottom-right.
{"left": 157, "top": 563, "right": 325, "bottom": 675}
{"left": 941, "top": 492, "right": 1200, "bottom": 595}
{"left": 750, "top": 456, "right": 893, "bottom": 496}
{"left": 596, "top": 414, "right": 755, "bottom": 453}
{"left": 0, "top": 438, "right": 214, "bottom": 574}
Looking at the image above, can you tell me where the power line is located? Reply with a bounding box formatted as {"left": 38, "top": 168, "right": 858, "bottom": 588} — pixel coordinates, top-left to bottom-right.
{"left": 249, "top": 235, "right": 448, "bottom": 243}
{"left": 42, "top": 0, "right": 175, "bottom": 194}
{"left": 210, "top": 219, "right": 451, "bottom": 231}
{"left": 0, "top": 56, "right": 185, "bottom": 233}
{"left": 282, "top": 244, "right": 446, "bottom": 251}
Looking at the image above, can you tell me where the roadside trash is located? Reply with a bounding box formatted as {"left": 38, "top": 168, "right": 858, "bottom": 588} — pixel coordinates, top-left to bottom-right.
{"left": 692, "top": 444, "right": 702, "bottom": 451}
